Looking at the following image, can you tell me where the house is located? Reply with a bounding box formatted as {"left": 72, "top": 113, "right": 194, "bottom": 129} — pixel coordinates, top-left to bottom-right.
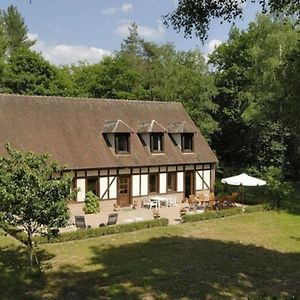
{"left": 0, "top": 94, "right": 217, "bottom": 208}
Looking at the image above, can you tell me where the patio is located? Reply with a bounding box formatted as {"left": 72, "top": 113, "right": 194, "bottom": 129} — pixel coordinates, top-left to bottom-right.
{"left": 65, "top": 192, "right": 242, "bottom": 232}
{"left": 66, "top": 200, "right": 188, "bottom": 231}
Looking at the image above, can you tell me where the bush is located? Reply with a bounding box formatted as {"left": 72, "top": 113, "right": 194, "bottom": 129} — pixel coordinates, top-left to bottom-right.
{"left": 182, "top": 205, "right": 269, "bottom": 223}
{"left": 83, "top": 191, "right": 100, "bottom": 214}
{"left": 34, "top": 218, "right": 169, "bottom": 244}
{"left": 264, "top": 166, "right": 294, "bottom": 209}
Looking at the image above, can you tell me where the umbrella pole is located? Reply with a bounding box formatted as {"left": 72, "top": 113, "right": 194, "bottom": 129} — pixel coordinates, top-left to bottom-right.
{"left": 240, "top": 184, "right": 245, "bottom": 212}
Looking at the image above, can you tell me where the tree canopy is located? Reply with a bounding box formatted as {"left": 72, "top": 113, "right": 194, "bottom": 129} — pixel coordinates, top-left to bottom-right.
{"left": 164, "top": 0, "right": 300, "bottom": 40}
{"left": 0, "top": 144, "right": 74, "bottom": 268}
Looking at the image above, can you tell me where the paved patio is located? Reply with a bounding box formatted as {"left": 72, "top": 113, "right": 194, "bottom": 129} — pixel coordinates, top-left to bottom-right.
{"left": 65, "top": 200, "right": 191, "bottom": 232}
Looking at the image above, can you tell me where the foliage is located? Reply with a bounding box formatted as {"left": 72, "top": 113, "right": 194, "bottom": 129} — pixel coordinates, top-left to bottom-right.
{"left": 32, "top": 218, "right": 169, "bottom": 244}
{"left": 1, "top": 5, "right": 34, "bottom": 56}
{"left": 83, "top": 191, "right": 100, "bottom": 214}
{"left": 4, "top": 47, "right": 69, "bottom": 95}
{"left": 264, "top": 166, "right": 294, "bottom": 209}
{"left": 164, "top": 0, "right": 300, "bottom": 40}
{"left": 210, "top": 15, "right": 300, "bottom": 177}
{"left": 182, "top": 204, "right": 268, "bottom": 223}
{"left": 0, "top": 143, "right": 73, "bottom": 268}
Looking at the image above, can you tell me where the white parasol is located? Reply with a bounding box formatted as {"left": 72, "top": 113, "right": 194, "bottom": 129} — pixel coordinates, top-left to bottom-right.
{"left": 221, "top": 173, "right": 266, "bottom": 209}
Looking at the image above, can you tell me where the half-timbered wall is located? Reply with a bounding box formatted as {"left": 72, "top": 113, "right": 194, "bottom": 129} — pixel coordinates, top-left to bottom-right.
{"left": 73, "top": 163, "right": 215, "bottom": 203}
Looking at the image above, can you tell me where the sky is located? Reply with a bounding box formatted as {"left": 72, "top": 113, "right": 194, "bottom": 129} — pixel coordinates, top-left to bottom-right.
{"left": 1, "top": 0, "right": 260, "bottom": 65}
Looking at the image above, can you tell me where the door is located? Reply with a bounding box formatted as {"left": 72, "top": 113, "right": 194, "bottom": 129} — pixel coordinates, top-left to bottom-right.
{"left": 117, "top": 175, "right": 131, "bottom": 207}
{"left": 184, "top": 171, "right": 195, "bottom": 198}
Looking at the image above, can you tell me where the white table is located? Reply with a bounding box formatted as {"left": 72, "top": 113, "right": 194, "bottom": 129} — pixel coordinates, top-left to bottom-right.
{"left": 150, "top": 196, "right": 168, "bottom": 208}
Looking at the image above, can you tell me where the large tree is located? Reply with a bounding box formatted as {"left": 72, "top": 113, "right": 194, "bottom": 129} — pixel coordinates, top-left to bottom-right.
{"left": 4, "top": 47, "right": 69, "bottom": 96}
{"left": 0, "top": 144, "right": 74, "bottom": 269}
{"left": 209, "top": 14, "right": 299, "bottom": 177}
{"left": 1, "top": 5, "right": 34, "bottom": 56}
{"left": 164, "top": 0, "right": 300, "bottom": 40}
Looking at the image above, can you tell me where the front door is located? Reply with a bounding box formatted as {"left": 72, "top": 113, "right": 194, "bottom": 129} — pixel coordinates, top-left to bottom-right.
{"left": 184, "top": 171, "right": 195, "bottom": 198}
{"left": 117, "top": 175, "right": 131, "bottom": 207}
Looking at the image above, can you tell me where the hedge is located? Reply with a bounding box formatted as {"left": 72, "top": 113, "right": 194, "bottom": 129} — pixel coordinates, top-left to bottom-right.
{"left": 182, "top": 204, "right": 269, "bottom": 223}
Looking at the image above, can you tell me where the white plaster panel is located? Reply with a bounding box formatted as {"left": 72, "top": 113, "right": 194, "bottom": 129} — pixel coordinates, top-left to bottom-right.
{"left": 159, "top": 173, "right": 167, "bottom": 194}
{"left": 100, "top": 177, "right": 108, "bottom": 199}
{"left": 196, "top": 170, "right": 203, "bottom": 190}
{"left": 119, "top": 168, "right": 130, "bottom": 174}
{"left": 86, "top": 170, "right": 98, "bottom": 176}
{"left": 109, "top": 176, "right": 117, "bottom": 199}
{"left": 132, "top": 175, "right": 140, "bottom": 197}
{"left": 142, "top": 133, "right": 150, "bottom": 148}
{"left": 173, "top": 133, "right": 181, "bottom": 149}
{"left": 177, "top": 172, "right": 184, "bottom": 192}
{"left": 141, "top": 174, "right": 148, "bottom": 196}
{"left": 76, "top": 178, "right": 86, "bottom": 202}
{"left": 203, "top": 170, "right": 211, "bottom": 189}
{"left": 107, "top": 133, "right": 115, "bottom": 148}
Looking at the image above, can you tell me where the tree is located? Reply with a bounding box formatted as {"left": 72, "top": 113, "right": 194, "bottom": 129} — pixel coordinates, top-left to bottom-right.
{"left": 2, "top": 5, "right": 34, "bottom": 55}
{"left": 4, "top": 47, "right": 68, "bottom": 96}
{"left": 0, "top": 144, "right": 74, "bottom": 269}
{"left": 209, "top": 15, "right": 299, "bottom": 175}
{"left": 164, "top": 0, "right": 300, "bottom": 40}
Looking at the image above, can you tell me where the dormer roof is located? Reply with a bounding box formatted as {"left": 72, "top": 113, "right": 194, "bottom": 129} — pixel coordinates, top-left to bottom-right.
{"left": 137, "top": 120, "right": 167, "bottom": 133}
{"left": 103, "top": 120, "right": 134, "bottom": 133}
{"left": 166, "top": 121, "right": 197, "bottom": 133}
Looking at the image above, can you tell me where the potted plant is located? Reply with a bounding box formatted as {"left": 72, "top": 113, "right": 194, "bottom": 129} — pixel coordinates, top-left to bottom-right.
{"left": 153, "top": 209, "right": 160, "bottom": 219}
{"left": 113, "top": 203, "right": 120, "bottom": 211}
{"left": 180, "top": 207, "right": 188, "bottom": 217}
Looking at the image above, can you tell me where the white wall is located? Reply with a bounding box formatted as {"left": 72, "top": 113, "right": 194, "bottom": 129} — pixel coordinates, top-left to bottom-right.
{"left": 132, "top": 174, "right": 140, "bottom": 197}
{"left": 159, "top": 173, "right": 167, "bottom": 194}
{"left": 76, "top": 178, "right": 86, "bottom": 202}
{"left": 141, "top": 174, "right": 148, "bottom": 196}
{"left": 141, "top": 133, "right": 150, "bottom": 149}
{"left": 177, "top": 172, "right": 184, "bottom": 192}
{"left": 196, "top": 170, "right": 203, "bottom": 190}
{"left": 107, "top": 133, "right": 115, "bottom": 148}
{"left": 203, "top": 170, "right": 211, "bottom": 189}
{"left": 109, "top": 176, "right": 117, "bottom": 198}
{"left": 173, "top": 133, "right": 181, "bottom": 149}
{"left": 99, "top": 177, "right": 108, "bottom": 199}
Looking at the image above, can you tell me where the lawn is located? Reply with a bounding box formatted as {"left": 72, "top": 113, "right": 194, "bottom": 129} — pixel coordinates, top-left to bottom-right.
{"left": 1, "top": 209, "right": 299, "bottom": 299}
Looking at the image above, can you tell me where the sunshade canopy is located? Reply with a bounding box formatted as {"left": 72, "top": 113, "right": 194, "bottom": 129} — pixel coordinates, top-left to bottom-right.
{"left": 221, "top": 173, "right": 266, "bottom": 187}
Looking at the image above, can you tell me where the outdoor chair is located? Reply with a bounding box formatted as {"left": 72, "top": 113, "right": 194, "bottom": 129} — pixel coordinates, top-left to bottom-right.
{"left": 75, "top": 215, "right": 87, "bottom": 229}
{"left": 142, "top": 199, "right": 158, "bottom": 209}
{"left": 168, "top": 198, "right": 177, "bottom": 207}
{"left": 107, "top": 213, "right": 118, "bottom": 225}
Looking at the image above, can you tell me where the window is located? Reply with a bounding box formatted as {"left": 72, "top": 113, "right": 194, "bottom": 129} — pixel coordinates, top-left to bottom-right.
{"left": 150, "top": 133, "right": 163, "bottom": 153}
{"left": 87, "top": 177, "right": 98, "bottom": 196}
{"left": 149, "top": 174, "right": 159, "bottom": 193}
{"left": 181, "top": 133, "right": 193, "bottom": 152}
{"left": 167, "top": 172, "right": 177, "bottom": 192}
{"left": 115, "top": 133, "right": 130, "bottom": 153}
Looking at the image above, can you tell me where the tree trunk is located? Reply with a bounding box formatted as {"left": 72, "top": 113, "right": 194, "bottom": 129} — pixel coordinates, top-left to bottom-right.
{"left": 27, "top": 233, "right": 33, "bottom": 269}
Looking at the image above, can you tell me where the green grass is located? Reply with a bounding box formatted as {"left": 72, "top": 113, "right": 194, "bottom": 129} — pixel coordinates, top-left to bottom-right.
{"left": 1, "top": 210, "right": 300, "bottom": 299}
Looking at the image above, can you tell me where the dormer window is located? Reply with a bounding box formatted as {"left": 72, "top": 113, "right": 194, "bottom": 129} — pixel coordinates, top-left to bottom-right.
{"left": 181, "top": 133, "right": 193, "bottom": 152}
{"left": 150, "top": 133, "right": 163, "bottom": 153}
{"left": 137, "top": 120, "right": 166, "bottom": 154}
{"left": 115, "top": 133, "right": 130, "bottom": 153}
{"left": 103, "top": 120, "right": 133, "bottom": 155}
{"left": 166, "top": 121, "right": 196, "bottom": 153}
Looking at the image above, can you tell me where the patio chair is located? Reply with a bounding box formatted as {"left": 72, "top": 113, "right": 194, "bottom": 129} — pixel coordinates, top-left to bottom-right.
{"left": 142, "top": 199, "right": 158, "bottom": 209}
{"left": 168, "top": 198, "right": 177, "bottom": 207}
{"left": 107, "top": 213, "right": 118, "bottom": 225}
{"left": 75, "top": 215, "right": 87, "bottom": 229}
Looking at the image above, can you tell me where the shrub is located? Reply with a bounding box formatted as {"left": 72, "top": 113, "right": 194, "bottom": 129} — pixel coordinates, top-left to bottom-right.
{"left": 83, "top": 191, "right": 100, "bottom": 214}
{"left": 182, "top": 205, "right": 269, "bottom": 223}
{"left": 264, "top": 166, "right": 294, "bottom": 209}
{"left": 34, "top": 218, "right": 169, "bottom": 244}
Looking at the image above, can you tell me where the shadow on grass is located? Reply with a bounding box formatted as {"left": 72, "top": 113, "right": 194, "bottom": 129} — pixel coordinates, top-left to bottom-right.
{"left": 0, "top": 244, "right": 53, "bottom": 300}
{"left": 48, "top": 237, "right": 300, "bottom": 299}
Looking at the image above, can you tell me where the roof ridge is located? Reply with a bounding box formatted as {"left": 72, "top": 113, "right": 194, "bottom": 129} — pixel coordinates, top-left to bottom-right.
{"left": 0, "top": 93, "right": 182, "bottom": 105}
